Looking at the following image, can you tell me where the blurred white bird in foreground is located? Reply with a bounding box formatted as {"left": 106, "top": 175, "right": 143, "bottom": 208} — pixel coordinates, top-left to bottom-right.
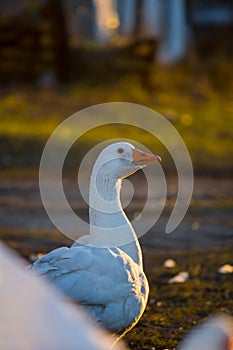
{"left": 179, "top": 314, "right": 233, "bottom": 350}
{"left": 0, "top": 242, "right": 126, "bottom": 350}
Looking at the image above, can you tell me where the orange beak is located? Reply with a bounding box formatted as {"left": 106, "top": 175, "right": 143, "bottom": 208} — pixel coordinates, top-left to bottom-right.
{"left": 132, "top": 148, "right": 161, "bottom": 166}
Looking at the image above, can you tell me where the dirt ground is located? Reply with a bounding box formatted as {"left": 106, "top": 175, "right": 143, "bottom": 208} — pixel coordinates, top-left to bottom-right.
{"left": 0, "top": 172, "right": 232, "bottom": 253}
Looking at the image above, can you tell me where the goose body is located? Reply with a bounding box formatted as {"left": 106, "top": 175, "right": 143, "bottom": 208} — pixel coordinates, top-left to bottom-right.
{"left": 32, "top": 142, "right": 160, "bottom": 338}
{"left": 32, "top": 245, "right": 148, "bottom": 334}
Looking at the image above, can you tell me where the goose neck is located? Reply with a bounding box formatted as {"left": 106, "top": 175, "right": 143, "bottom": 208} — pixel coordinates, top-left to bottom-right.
{"left": 88, "top": 169, "right": 142, "bottom": 267}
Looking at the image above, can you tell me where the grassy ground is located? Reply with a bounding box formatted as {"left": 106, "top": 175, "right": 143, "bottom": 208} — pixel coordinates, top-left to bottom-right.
{"left": 125, "top": 246, "right": 233, "bottom": 349}
{"left": 0, "top": 56, "right": 233, "bottom": 175}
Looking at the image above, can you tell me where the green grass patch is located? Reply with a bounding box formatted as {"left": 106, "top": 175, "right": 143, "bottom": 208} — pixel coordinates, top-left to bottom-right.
{"left": 0, "top": 57, "right": 233, "bottom": 175}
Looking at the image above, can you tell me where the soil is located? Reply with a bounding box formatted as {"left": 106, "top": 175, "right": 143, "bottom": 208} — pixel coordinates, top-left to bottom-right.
{"left": 0, "top": 174, "right": 232, "bottom": 254}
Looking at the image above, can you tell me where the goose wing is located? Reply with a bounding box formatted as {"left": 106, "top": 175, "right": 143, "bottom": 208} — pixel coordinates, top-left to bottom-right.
{"left": 31, "top": 246, "right": 140, "bottom": 306}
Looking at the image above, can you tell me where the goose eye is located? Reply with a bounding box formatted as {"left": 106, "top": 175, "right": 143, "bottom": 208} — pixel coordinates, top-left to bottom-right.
{"left": 117, "top": 148, "right": 124, "bottom": 154}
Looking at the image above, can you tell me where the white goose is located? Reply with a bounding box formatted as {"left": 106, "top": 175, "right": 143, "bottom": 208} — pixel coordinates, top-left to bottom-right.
{"left": 32, "top": 142, "right": 161, "bottom": 340}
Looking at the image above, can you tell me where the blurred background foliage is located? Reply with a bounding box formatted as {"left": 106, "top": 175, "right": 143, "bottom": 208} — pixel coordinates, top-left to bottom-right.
{"left": 0, "top": 0, "right": 233, "bottom": 175}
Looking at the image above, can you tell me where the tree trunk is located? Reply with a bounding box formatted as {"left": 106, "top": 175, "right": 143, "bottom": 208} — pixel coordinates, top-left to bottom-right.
{"left": 134, "top": 0, "right": 143, "bottom": 39}
{"left": 48, "top": 0, "right": 71, "bottom": 83}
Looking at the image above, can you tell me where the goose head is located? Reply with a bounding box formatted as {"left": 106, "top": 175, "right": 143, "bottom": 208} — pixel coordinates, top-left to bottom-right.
{"left": 93, "top": 142, "right": 161, "bottom": 180}
{"left": 88, "top": 142, "right": 161, "bottom": 258}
